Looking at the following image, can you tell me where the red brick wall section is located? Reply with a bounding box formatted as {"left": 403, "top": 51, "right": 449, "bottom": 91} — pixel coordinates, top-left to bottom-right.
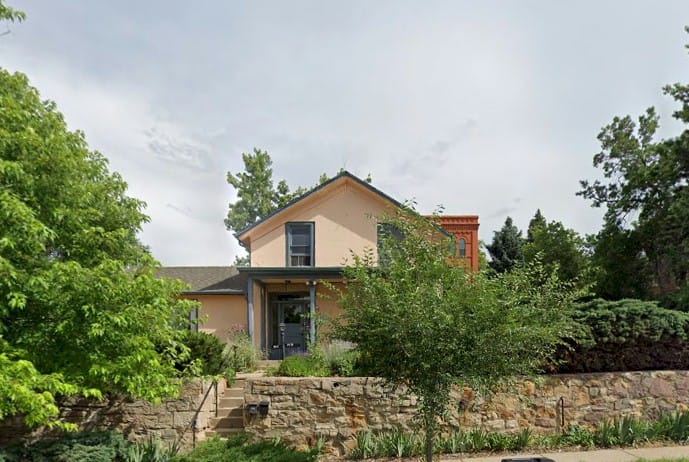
{"left": 426, "top": 215, "right": 480, "bottom": 271}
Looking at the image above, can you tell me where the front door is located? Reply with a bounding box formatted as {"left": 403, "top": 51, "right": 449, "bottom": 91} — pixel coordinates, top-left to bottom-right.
{"left": 268, "top": 295, "right": 309, "bottom": 359}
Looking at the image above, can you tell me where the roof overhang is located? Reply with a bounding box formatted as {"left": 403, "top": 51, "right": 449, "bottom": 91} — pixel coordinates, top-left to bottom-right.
{"left": 237, "top": 266, "right": 345, "bottom": 279}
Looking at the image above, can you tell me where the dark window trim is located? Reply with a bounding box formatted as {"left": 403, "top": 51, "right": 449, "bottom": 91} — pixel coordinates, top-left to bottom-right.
{"left": 285, "top": 222, "right": 315, "bottom": 267}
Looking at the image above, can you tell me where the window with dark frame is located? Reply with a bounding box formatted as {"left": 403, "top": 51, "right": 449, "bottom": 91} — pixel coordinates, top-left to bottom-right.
{"left": 458, "top": 238, "right": 466, "bottom": 258}
{"left": 286, "top": 222, "right": 314, "bottom": 267}
{"left": 377, "top": 222, "right": 404, "bottom": 267}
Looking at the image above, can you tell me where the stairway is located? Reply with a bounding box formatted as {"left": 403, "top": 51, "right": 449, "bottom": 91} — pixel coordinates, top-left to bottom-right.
{"left": 205, "top": 364, "right": 279, "bottom": 438}
{"left": 206, "top": 376, "right": 247, "bottom": 437}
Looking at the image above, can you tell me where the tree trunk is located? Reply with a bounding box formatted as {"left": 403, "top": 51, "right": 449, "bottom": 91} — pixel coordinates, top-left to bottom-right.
{"left": 425, "top": 427, "right": 434, "bottom": 462}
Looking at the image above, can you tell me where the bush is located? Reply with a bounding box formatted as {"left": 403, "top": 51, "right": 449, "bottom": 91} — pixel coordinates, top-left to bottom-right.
{"left": 125, "top": 436, "right": 180, "bottom": 462}
{"left": 176, "top": 330, "right": 231, "bottom": 376}
{"left": 347, "top": 412, "right": 689, "bottom": 459}
{"left": 276, "top": 354, "right": 329, "bottom": 377}
{"left": 555, "top": 298, "right": 689, "bottom": 373}
{"left": 171, "top": 434, "right": 320, "bottom": 462}
{"left": 226, "top": 326, "right": 258, "bottom": 372}
{"left": 0, "top": 431, "right": 130, "bottom": 462}
{"left": 320, "top": 340, "right": 359, "bottom": 376}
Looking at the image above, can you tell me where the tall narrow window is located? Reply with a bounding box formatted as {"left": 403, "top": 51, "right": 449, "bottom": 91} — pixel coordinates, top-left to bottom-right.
{"left": 286, "top": 222, "right": 314, "bottom": 266}
{"left": 458, "top": 238, "right": 466, "bottom": 258}
{"left": 377, "top": 222, "right": 404, "bottom": 267}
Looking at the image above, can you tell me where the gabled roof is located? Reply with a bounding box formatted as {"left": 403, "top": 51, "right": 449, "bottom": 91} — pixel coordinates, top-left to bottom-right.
{"left": 156, "top": 266, "right": 246, "bottom": 294}
{"left": 234, "top": 170, "right": 403, "bottom": 241}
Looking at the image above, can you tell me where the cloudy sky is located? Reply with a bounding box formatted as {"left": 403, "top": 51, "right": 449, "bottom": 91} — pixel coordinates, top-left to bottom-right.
{"left": 2, "top": 1, "right": 688, "bottom": 265}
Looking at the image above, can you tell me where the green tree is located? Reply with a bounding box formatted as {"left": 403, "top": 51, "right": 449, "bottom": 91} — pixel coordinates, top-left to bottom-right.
{"left": 0, "top": 69, "right": 196, "bottom": 428}
{"left": 486, "top": 216, "right": 524, "bottom": 273}
{"left": 522, "top": 210, "right": 591, "bottom": 286}
{"left": 335, "top": 212, "right": 577, "bottom": 462}
{"left": 0, "top": 0, "right": 24, "bottom": 24}
{"left": 579, "top": 30, "right": 689, "bottom": 305}
{"left": 526, "top": 209, "right": 546, "bottom": 242}
{"left": 224, "top": 148, "right": 301, "bottom": 234}
{"left": 588, "top": 217, "right": 650, "bottom": 300}
{"left": 226, "top": 155, "right": 371, "bottom": 265}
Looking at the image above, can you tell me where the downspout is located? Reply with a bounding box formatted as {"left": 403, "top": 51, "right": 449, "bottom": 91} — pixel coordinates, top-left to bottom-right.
{"left": 258, "top": 281, "right": 266, "bottom": 355}
{"left": 247, "top": 277, "right": 254, "bottom": 343}
{"left": 308, "top": 280, "right": 316, "bottom": 346}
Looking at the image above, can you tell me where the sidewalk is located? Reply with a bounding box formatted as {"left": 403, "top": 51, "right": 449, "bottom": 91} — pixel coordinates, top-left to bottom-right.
{"left": 454, "top": 445, "right": 689, "bottom": 462}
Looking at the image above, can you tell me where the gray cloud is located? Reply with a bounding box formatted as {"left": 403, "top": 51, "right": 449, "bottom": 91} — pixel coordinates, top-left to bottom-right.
{"left": 4, "top": 0, "right": 687, "bottom": 264}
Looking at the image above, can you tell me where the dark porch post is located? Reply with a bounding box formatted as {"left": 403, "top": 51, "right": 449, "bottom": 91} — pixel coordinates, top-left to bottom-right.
{"left": 308, "top": 280, "right": 316, "bottom": 345}
{"left": 247, "top": 277, "right": 254, "bottom": 343}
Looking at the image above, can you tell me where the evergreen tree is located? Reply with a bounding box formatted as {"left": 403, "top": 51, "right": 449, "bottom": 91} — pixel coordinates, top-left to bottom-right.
{"left": 486, "top": 217, "right": 524, "bottom": 273}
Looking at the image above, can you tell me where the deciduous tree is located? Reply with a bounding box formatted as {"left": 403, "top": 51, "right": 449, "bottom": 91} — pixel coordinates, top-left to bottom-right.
{"left": 335, "top": 212, "right": 577, "bottom": 462}
{"left": 0, "top": 69, "right": 195, "bottom": 428}
{"left": 522, "top": 210, "right": 591, "bottom": 287}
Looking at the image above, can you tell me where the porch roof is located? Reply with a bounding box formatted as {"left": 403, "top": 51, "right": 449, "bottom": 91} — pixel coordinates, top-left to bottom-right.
{"left": 156, "top": 266, "right": 246, "bottom": 295}
{"left": 237, "top": 266, "right": 344, "bottom": 280}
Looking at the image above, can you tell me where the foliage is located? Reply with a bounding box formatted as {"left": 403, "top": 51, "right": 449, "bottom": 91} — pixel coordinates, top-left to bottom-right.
{"left": 275, "top": 353, "right": 329, "bottom": 377}
{"left": 485, "top": 216, "right": 524, "bottom": 273}
{"left": 579, "top": 28, "right": 689, "bottom": 304}
{"left": 522, "top": 210, "right": 592, "bottom": 287}
{"left": 173, "top": 331, "right": 229, "bottom": 377}
{"left": 319, "top": 340, "right": 358, "bottom": 376}
{"left": 124, "top": 437, "right": 180, "bottom": 462}
{"left": 349, "top": 427, "right": 531, "bottom": 459}
{"left": 0, "top": 431, "right": 130, "bottom": 462}
{"left": 224, "top": 148, "right": 304, "bottom": 235}
{"left": 555, "top": 299, "right": 689, "bottom": 373}
{"left": 0, "top": 0, "right": 24, "bottom": 23}
{"left": 335, "top": 211, "right": 577, "bottom": 461}
{"left": 348, "top": 411, "right": 689, "bottom": 459}
{"left": 225, "top": 154, "right": 371, "bottom": 264}
{"left": 226, "top": 326, "right": 258, "bottom": 372}
{"left": 171, "top": 434, "right": 320, "bottom": 462}
{"left": 588, "top": 220, "right": 650, "bottom": 300}
{"left": 0, "top": 69, "right": 195, "bottom": 427}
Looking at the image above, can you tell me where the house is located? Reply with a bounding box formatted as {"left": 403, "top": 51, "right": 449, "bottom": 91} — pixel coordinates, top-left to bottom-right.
{"left": 158, "top": 171, "right": 479, "bottom": 359}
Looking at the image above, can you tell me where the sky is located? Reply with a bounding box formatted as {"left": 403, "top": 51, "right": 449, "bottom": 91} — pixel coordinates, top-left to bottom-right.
{"left": 2, "top": 1, "right": 688, "bottom": 265}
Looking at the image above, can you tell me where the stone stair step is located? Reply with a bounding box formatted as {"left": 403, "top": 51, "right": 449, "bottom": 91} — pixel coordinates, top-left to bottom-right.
{"left": 216, "top": 406, "right": 243, "bottom": 418}
{"left": 205, "top": 428, "right": 244, "bottom": 437}
{"left": 210, "top": 416, "right": 244, "bottom": 428}
{"left": 223, "top": 388, "right": 244, "bottom": 398}
{"left": 219, "top": 397, "right": 243, "bottom": 408}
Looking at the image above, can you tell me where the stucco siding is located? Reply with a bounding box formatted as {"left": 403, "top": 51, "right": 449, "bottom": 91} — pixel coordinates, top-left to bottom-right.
{"left": 186, "top": 294, "right": 246, "bottom": 343}
{"left": 250, "top": 182, "right": 394, "bottom": 267}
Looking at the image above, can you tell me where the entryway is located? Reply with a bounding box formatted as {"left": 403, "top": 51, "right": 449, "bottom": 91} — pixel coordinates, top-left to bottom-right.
{"left": 268, "top": 294, "right": 309, "bottom": 359}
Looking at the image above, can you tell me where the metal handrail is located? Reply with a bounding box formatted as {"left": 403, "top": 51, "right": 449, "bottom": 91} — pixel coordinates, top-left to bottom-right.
{"left": 189, "top": 379, "right": 218, "bottom": 449}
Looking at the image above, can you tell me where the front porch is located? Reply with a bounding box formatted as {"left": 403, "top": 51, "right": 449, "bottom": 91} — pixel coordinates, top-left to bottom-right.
{"left": 238, "top": 267, "right": 344, "bottom": 359}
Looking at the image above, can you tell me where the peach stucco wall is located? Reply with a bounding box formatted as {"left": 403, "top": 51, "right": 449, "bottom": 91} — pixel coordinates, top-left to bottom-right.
{"left": 183, "top": 294, "right": 246, "bottom": 343}
{"left": 249, "top": 181, "right": 394, "bottom": 267}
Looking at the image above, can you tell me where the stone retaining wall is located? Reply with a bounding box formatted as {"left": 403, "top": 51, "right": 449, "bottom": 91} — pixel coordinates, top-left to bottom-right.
{"left": 242, "top": 371, "right": 689, "bottom": 455}
{"left": 0, "top": 378, "right": 225, "bottom": 450}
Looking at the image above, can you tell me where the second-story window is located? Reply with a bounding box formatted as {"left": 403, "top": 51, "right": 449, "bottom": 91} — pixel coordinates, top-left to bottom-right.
{"left": 286, "top": 222, "right": 314, "bottom": 266}
{"left": 458, "top": 238, "right": 466, "bottom": 258}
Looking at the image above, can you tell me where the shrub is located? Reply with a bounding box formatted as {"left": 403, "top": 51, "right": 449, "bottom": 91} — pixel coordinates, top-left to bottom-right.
{"left": 555, "top": 299, "right": 689, "bottom": 373}
{"left": 320, "top": 340, "right": 358, "bottom": 376}
{"left": 172, "top": 434, "right": 319, "bottom": 462}
{"left": 276, "top": 354, "right": 329, "bottom": 377}
{"left": 0, "top": 431, "right": 130, "bottom": 462}
{"left": 226, "top": 326, "right": 258, "bottom": 372}
{"left": 176, "top": 330, "right": 231, "bottom": 376}
{"left": 125, "top": 436, "right": 180, "bottom": 462}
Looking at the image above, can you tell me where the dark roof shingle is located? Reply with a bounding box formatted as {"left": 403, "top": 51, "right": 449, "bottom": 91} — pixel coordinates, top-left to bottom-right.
{"left": 156, "top": 266, "right": 246, "bottom": 294}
